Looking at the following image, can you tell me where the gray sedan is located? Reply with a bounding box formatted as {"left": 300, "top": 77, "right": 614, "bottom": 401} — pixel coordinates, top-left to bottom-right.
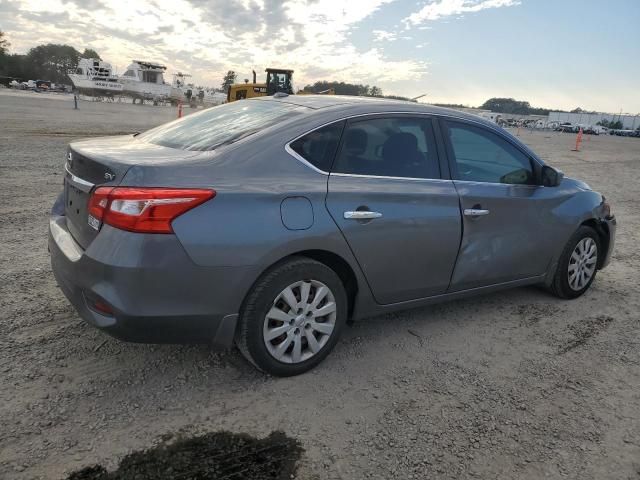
{"left": 49, "top": 95, "right": 616, "bottom": 376}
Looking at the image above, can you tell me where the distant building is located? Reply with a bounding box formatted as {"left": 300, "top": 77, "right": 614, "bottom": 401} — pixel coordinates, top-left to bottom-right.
{"left": 548, "top": 111, "right": 640, "bottom": 130}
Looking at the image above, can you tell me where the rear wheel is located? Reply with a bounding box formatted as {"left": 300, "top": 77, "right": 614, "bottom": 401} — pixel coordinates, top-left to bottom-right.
{"left": 236, "top": 257, "right": 347, "bottom": 376}
{"left": 550, "top": 226, "right": 600, "bottom": 299}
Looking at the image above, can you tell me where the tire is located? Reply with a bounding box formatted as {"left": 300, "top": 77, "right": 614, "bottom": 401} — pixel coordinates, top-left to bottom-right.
{"left": 549, "top": 226, "right": 601, "bottom": 299}
{"left": 235, "top": 257, "right": 348, "bottom": 376}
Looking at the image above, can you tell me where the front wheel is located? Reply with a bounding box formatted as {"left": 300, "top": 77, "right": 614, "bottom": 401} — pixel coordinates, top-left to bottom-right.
{"left": 236, "top": 257, "right": 347, "bottom": 376}
{"left": 550, "top": 226, "right": 600, "bottom": 299}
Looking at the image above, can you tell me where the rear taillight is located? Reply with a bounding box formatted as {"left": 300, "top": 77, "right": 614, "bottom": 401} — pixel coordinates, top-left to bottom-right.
{"left": 88, "top": 187, "right": 215, "bottom": 233}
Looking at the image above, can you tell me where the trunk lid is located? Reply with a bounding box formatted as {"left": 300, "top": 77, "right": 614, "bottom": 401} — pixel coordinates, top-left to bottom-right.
{"left": 64, "top": 135, "right": 201, "bottom": 249}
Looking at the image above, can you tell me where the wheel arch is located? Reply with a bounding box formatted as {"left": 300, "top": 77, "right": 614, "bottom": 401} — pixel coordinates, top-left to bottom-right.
{"left": 243, "top": 249, "right": 360, "bottom": 321}
{"left": 579, "top": 218, "right": 609, "bottom": 269}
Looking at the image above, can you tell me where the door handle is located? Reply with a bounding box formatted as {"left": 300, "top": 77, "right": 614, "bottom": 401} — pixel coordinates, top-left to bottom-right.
{"left": 344, "top": 211, "right": 383, "bottom": 220}
{"left": 463, "top": 208, "right": 490, "bottom": 217}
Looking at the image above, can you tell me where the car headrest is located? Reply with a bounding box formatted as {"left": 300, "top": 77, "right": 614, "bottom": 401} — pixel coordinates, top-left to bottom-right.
{"left": 345, "top": 128, "right": 367, "bottom": 155}
{"left": 382, "top": 132, "right": 419, "bottom": 161}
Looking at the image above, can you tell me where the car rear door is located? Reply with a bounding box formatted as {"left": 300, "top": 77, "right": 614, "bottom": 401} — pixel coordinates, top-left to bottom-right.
{"left": 325, "top": 115, "right": 462, "bottom": 305}
{"left": 439, "top": 118, "right": 556, "bottom": 291}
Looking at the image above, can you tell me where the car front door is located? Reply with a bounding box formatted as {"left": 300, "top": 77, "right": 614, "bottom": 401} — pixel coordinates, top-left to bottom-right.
{"left": 440, "top": 118, "right": 557, "bottom": 291}
{"left": 325, "top": 115, "right": 462, "bottom": 305}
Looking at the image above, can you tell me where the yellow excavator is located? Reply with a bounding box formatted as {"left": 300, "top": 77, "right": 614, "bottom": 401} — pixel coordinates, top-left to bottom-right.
{"left": 227, "top": 68, "right": 335, "bottom": 102}
{"left": 227, "top": 68, "right": 294, "bottom": 102}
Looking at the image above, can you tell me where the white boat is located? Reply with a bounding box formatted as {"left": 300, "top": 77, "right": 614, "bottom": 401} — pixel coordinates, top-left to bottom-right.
{"left": 119, "top": 60, "right": 172, "bottom": 101}
{"left": 201, "top": 89, "right": 226, "bottom": 106}
{"left": 68, "top": 58, "right": 124, "bottom": 95}
{"left": 170, "top": 73, "right": 226, "bottom": 106}
{"left": 170, "top": 72, "right": 192, "bottom": 103}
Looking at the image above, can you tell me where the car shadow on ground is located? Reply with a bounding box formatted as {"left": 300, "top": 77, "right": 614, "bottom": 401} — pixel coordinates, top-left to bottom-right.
{"left": 71, "top": 284, "right": 560, "bottom": 387}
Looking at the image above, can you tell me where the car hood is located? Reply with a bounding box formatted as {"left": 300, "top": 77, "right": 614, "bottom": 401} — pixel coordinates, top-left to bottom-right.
{"left": 563, "top": 176, "right": 592, "bottom": 191}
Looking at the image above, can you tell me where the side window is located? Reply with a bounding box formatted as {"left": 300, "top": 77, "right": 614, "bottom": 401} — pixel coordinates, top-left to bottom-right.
{"left": 445, "top": 121, "right": 534, "bottom": 185}
{"left": 289, "top": 121, "right": 345, "bottom": 172}
{"left": 332, "top": 117, "right": 440, "bottom": 179}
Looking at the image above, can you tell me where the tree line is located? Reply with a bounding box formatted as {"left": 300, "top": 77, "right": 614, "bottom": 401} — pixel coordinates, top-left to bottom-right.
{"left": 300, "top": 81, "right": 395, "bottom": 99}
{"left": 0, "top": 32, "right": 100, "bottom": 84}
{"left": 220, "top": 72, "right": 414, "bottom": 101}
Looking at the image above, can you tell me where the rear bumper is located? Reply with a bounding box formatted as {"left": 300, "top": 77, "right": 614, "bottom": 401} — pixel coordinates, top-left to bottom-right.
{"left": 49, "top": 215, "right": 257, "bottom": 346}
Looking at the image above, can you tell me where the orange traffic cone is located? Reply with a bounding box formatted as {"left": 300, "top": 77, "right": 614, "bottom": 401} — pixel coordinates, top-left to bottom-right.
{"left": 572, "top": 128, "right": 583, "bottom": 151}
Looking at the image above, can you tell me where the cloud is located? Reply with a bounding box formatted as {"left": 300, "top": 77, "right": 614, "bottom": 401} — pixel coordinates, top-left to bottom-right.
{"left": 373, "top": 30, "right": 397, "bottom": 41}
{"left": 0, "top": 0, "right": 426, "bottom": 92}
{"left": 404, "top": 0, "right": 519, "bottom": 26}
{"left": 61, "top": 0, "right": 110, "bottom": 11}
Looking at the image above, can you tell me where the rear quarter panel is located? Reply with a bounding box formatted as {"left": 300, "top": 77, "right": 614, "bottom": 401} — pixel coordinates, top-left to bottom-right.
{"left": 161, "top": 133, "right": 373, "bottom": 305}
{"left": 118, "top": 108, "right": 378, "bottom": 316}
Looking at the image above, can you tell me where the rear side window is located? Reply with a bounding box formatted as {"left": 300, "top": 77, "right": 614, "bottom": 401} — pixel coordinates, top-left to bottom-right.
{"left": 332, "top": 116, "right": 440, "bottom": 179}
{"left": 444, "top": 121, "right": 534, "bottom": 185}
{"left": 289, "top": 121, "right": 345, "bottom": 172}
{"left": 139, "top": 100, "right": 306, "bottom": 151}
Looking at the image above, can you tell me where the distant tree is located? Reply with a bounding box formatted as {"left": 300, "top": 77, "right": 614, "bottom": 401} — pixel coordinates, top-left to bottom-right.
{"left": 383, "top": 94, "right": 416, "bottom": 102}
{"left": 80, "top": 48, "right": 101, "bottom": 60}
{"left": 571, "top": 107, "right": 598, "bottom": 114}
{"left": 433, "top": 103, "right": 468, "bottom": 108}
{"left": 481, "top": 98, "right": 531, "bottom": 114}
{"left": 368, "top": 86, "right": 382, "bottom": 97}
{"left": 599, "top": 119, "right": 623, "bottom": 129}
{"left": 24, "top": 44, "right": 80, "bottom": 82}
{"left": 221, "top": 70, "right": 237, "bottom": 92}
{"left": 0, "top": 31, "right": 9, "bottom": 55}
{"left": 301, "top": 81, "right": 370, "bottom": 96}
{"left": 480, "top": 97, "right": 552, "bottom": 116}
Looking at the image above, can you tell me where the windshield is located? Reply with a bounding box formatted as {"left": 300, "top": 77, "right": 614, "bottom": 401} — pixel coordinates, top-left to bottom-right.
{"left": 139, "top": 100, "right": 306, "bottom": 151}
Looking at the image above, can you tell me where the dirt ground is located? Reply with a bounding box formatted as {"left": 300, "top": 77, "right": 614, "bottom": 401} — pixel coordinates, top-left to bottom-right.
{"left": 1, "top": 91, "right": 639, "bottom": 480}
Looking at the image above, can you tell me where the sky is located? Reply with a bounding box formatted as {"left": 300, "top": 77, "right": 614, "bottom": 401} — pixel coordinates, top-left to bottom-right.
{"left": 1, "top": 0, "right": 639, "bottom": 112}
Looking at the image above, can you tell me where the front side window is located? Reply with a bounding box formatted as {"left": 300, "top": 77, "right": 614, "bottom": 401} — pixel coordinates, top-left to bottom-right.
{"left": 139, "top": 100, "right": 306, "bottom": 151}
{"left": 445, "top": 121, "right": 534, "bottom": 185}
{"left": 289, "top": 121, "right": 345, "bottom": 172}
{"left": 332, "top": 117, "right": 440, "bottom": 179}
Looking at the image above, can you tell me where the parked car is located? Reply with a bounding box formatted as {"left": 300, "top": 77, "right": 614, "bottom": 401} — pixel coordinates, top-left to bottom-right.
{"left": 616, "top": 129, "right": 635, "bottom": 137}
{"left": 556, "top": 123, "right": 575, "bottom": 133}
{"left": 49, "top": 95, "right": 616, "bottom": 376}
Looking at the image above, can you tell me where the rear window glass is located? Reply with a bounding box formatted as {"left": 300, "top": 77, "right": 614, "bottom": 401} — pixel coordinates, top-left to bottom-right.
{"left": 139, "top": 100, "right": 306, "bottom": 151}
{"left": 289, "top": 121, "right": 344, "bottom": 172}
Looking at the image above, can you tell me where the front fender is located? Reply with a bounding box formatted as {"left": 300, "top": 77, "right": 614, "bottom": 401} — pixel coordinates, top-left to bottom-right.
{"left": 543, "top": 187, "right": 611, "bottom": 285}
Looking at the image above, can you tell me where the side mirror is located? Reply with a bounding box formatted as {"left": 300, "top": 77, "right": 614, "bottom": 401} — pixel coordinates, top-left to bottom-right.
{"left": 541, "top": 165, "right": 564, "bottom": 187}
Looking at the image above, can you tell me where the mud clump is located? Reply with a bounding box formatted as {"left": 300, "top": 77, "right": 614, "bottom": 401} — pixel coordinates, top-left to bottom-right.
{"left": 66, "top": 431, "right": 303, "bottom": 480}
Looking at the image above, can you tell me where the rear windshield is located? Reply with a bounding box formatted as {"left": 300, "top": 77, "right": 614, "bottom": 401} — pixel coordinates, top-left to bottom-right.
{"left": 138, "top": 100, "right": 306, "bottom": 151}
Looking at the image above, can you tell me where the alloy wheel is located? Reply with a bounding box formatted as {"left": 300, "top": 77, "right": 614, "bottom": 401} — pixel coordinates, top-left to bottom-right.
{"left": 263, "top": 280, "right": 337, "bottom": 364}
{"left": 568, "top": 237, "right": 598, "bottom": 291}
